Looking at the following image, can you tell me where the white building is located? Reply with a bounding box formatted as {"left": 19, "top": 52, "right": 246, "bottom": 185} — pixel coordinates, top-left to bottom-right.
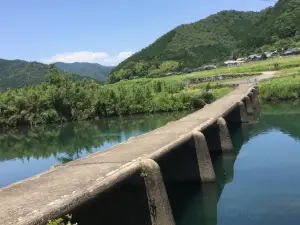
{"left": 224, "top": 60, "right": 244, "bottom": 67}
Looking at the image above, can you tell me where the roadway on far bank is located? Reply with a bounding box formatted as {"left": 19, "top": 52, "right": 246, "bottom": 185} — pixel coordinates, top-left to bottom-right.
{"left": 223, "top": 71, "right": 276, "bottom": 85}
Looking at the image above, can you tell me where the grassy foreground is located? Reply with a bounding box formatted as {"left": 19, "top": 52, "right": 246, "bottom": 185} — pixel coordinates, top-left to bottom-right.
{"left": 260, "top": 75, "right": 300, "bottom": 101}
{"left": 148, "top": 55, "right": 300, "bottom": 82}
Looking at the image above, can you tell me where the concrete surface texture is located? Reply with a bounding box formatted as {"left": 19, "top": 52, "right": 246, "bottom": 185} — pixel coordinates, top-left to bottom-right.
{"left": 192, "top": 131, "right": 216, "bottom": 182}
{"left": 140, "top": 159, "right": 175, "bottom": 225}
{"left": 0, "top": 83, "right": 255, "bottom": 225}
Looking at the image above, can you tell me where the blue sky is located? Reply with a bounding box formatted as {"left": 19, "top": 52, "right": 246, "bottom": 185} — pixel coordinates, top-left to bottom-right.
{"left": 1, "top": 0, "right": 275, "bottom": 66}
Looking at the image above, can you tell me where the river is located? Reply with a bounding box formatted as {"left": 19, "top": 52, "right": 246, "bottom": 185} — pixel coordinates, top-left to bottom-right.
{"left": 0, "top": 111, "right": 191, "bottom": 188}
{"left": 169, "top": 102, "right": 300, "bottom": 225}
{"left": 2, "top": 102, "right": 300, "bottom": 225}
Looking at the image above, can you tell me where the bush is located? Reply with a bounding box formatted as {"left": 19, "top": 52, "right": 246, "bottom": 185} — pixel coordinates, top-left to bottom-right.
{"left": 47, "top": 215, "right": 77, "bottom": 225}
{"left": 259, "top": 76, "right": 300, "bottom": 101}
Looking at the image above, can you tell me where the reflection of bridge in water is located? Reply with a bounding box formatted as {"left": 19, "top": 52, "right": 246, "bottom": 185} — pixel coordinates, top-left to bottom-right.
{"left": 0, "top": 85, "right": 259, "bottom": 225}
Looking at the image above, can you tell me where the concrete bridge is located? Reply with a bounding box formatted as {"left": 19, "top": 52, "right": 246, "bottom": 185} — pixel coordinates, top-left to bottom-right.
{"left": 0, "top": 84, "right": 259, "bottom": 225}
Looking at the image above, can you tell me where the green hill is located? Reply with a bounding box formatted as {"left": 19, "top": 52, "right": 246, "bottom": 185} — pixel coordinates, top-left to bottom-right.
{"left": 0, "top": 59, "right": 113, "bottom": 91}
{"left": 109, "top": 0, "right": 300, "bottom": 82}
{"left": 0, "top": 59, "right": 49, "bottom": 91}
{"left": 109, "top": 10, "right": 262, "bottom": 82}
{"left": 55, "top": 62, "right": 114, "bottom": 81}
{"left": 240, "top": 0, "right": 300, "bottom": 53}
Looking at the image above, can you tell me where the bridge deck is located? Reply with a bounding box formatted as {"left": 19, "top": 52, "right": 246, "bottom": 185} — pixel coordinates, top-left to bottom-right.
{"left": 0, "top": 84, "right": 253, "bottom": 225}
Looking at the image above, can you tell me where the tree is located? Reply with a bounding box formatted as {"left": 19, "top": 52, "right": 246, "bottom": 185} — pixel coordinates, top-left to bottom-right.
{"left": 159, "top": 61, "right": 180, "bottom": 73}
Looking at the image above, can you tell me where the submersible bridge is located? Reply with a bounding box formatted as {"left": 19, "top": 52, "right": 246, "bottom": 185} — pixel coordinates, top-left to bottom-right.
{"left": 0, "top": 84, "right": 258, "bottom": 225}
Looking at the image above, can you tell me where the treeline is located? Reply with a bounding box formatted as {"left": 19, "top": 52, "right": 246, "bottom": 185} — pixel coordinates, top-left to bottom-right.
{"left": 0, "top": 65, "right": 227, "bottom": 128}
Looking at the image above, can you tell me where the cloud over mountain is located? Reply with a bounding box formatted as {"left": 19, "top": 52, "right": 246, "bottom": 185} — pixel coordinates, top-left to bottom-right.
{"left": 43, "top": 51, "right": 134, "bottom": 66}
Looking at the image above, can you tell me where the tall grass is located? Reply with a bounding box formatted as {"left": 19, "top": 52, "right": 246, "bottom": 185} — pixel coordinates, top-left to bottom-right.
{"left": 0, "top": 74, "right": 231, "bottom": 127}
{"left": 260, "top": 76, "right": 300, "bottom": 101}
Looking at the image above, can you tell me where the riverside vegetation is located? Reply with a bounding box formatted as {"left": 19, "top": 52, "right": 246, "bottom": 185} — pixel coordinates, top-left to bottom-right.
{"left": 2, "top": 56, "right": 300, "bottom": 129}
{"left": 0, "top": 65, "right": 230, "bottom": 128}
{"left": 260, "top": 71, "right": 300, "bottom": 101}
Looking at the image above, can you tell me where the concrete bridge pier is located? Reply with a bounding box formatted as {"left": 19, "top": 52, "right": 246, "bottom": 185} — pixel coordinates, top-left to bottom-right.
{"left": 217, "top": 117, "right": 234, "bottom": 152}
{"left": 223, "top": 101, "right": 248, "bottom": 124}
{"left": 237, "top": 101, "right": 249, "bottom": 123}
{"left": 202, "top": 118, "right": 234, "bottom": 153}
{"left": 140, "top": 159, "right": 175, "bottom": 225}
{"left": 250, "top": 88, "right": 259, "bottom": 109}
{"left": 243, "top": 96, "right": 254, "bottom": 115}
{"left": 192, "top": 130, "right": 216, "bottom": 182}
{"left": 154, "top": 140, "right": 203, "bottom": 184}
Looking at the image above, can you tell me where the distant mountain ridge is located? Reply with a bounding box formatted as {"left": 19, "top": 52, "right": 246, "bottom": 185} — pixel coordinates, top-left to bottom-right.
{"left": 55, "top": 62, "right": 114, "bottom": 82}
{"left": 0, "top": 59, "right": 113, "bottom": 91}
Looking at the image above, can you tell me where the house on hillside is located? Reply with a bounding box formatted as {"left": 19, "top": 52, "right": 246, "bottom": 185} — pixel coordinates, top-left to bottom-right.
{"left": 248, "top": 54, "right": 262, "bottom": 61}
{"left": 202, "top": 65, "right": 217, "bottom": 70}
{"left": 224, "top": 60, "right": 244, "bottom": 67}
{"left": 284, "top": 48, "right": 298, "bottom": 56}
{"left": 264, "top": 51, "right": 277, "bottom": 58}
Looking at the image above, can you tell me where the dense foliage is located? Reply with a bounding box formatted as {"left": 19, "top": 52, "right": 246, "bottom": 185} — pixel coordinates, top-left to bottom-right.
{"left": 0, "top": 65, "right": 230, "bottom": 128}
{"left": 260, "top": 73, "right": 300, "bottom": 101}
{"left": 240, "top": 0, "right": 300, "bottom": 53}
{"left": 110, "top": 0, "right": 300, "bottom": 82}
{"left": 55, "top": 62, "right": 114, "bottom": 81}
{"left": 0, "top": 59, "right": 112, "bottom": 91}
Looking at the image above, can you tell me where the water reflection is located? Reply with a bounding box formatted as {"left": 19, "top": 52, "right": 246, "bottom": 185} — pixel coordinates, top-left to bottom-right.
{"left": 0, "top": 111, "right": 190, "bottom": 187}
{"left": 168, "top": 124, "right": 244, "bottom": 225}
{"left": 169, "top": 102, "right": 300, "bottom": 225}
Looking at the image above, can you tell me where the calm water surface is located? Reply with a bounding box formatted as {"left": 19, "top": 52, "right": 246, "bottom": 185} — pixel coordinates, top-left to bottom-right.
{"left": 0, "top": 111, "right": 191, "bottom": 188}
{"left": 171, "top": 102, "right": 300, "bottom": 225}
{"left": 2, "top": 102, "right": 300, "bottom": 225}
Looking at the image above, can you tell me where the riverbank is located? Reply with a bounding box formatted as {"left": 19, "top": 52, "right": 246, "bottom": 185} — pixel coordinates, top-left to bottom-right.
{"left": 259, "top": 75, "right": 300, "bottom": 101}
{"left": 1, "top": 60, "right": 299, "bottom": 129}
{"left": 0, "top": 67, "right": 232, "bottom": 128}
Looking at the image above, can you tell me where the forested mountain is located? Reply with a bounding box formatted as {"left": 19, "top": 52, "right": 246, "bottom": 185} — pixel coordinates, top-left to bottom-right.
{"left": 55, "top": 62, "right": 114, "bottom": 81}
{"left": 0, "top": 59, "right": 49, "bottom": 91}
{"left": 0, "top": 59, "right": 112, "bottom": 91}
{"left": 240, "top": 0, "right": 300, "bottom": 53}
{"left": 109, "top": 0, "right": 300, "bottom": 82}
{"left": 109, "top": 10, "right": 262, "bottom": 82}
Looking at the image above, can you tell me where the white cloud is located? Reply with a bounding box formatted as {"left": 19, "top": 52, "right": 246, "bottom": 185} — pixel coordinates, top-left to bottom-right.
{"left": 118, "top": 52, "right": 134, "bottom": 58}
{"left": 42, "top": 51, "right": 134, "bottom": 66}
